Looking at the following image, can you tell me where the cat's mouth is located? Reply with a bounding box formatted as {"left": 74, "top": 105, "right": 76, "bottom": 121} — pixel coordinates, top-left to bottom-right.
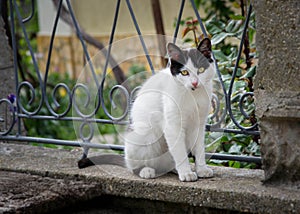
{"left": 191, "top": 85, "right": 199, "bottom": 91}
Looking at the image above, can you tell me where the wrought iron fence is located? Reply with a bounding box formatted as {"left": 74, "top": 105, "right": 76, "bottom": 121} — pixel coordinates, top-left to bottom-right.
{"left": 0, "top": 0, "right": 261, "bottom": 165}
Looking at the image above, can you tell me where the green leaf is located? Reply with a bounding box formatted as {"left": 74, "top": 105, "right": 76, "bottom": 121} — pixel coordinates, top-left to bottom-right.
{"left": 225, "top": 20, "right": 236, "bottom": 33}
{"left": 208, "top": 159, "right": 228, "bottom": 165}
{"left": 240, "top": 66, "right": 256, "bottom": 79}
{"left": 212, "top": 50, "right": 229, "bottom": 61}
{"left": 183, "top": 38, "right": 194, "bottom": 43}
{"left": 211, "top": 32, "right": 234, "bottom": 45}
{"left": 206, "top": 136, "right": 222, "bottom": 152}
{"left": 229, "top": 161, "right": 241, "bottom": 168}
{"left": 231, "top": 94, "right": 240, "bottom": 102}
{"left": 246, "top": 141, "right": 261, "bottom": 156}
{"left": 223, "top": 143, "right": 232, "bottom": 152}
{"left": 233, "top": 80, "right": 247, "bottom": 92}
{"left": 225, "top": 20, "right": 242, "bottom": 33}
{"left": 229, "top": 14, "right": 245, "bottom": 21}
{"left": 205, "top": 18, "right": 225, "bottom": 34}
{"left": 221, "top": 135, "right": 230, "bottom": 142}
{"left": 228, "top": 143, "right": 242, "bottom": 154}
{"left": 211, "top": 32, "right": 227, "bottom": 45}
{"left": 221, "top": 74, "right": 232, "bottom": 81}
{"left": 206, "top": 25, "right": 223, "bottom": 34}
{"left": 236, "top": 67, "right": 243, "bottom": 77}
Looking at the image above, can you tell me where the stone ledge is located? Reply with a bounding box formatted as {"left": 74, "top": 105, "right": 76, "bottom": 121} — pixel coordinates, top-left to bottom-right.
{"left": 254, "top": 90, "right": 300, "bottom": 119}
{"left": 0, "top": 143, "right": 299, "bottom": 213}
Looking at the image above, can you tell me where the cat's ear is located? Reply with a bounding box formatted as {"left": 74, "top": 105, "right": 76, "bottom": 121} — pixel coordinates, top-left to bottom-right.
{"left": 197, "top": 38, "right": 213, "bottom": 63}
{"left": 167, "top": 43, "right": 185, "bottom": 63}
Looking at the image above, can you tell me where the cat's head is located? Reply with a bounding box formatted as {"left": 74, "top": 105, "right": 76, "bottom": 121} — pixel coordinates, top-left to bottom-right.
{"left": 167, "top": 38, "right": 215, "bottom": 91}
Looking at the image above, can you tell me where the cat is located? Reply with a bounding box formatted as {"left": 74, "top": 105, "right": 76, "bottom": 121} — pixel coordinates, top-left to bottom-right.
{"left": 78, "top": 38, "right": 215, "bottom": 182}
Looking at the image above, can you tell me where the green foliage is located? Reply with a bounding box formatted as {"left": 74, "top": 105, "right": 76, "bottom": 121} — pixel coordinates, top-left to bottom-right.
{"left": 126, "top": 64, "right": 148, "bottom": 88}
{"left": 13, "top": 0, "right": 39, "bottom": 80}
{"left": 194, "top": 0, "right": 236, "bottom": 21}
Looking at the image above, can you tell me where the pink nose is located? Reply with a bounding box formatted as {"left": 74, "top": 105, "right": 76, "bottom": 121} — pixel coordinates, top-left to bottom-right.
{"left": 192, "top": 81, "right": 198, "bottom": 88}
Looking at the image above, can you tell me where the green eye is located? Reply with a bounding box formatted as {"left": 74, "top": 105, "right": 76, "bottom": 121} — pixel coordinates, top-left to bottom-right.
{"left": 181, "top": 70, "right": 189, "bottom": 76}
{"left": 197, "top": 67, "right": 205, "bottom": 74}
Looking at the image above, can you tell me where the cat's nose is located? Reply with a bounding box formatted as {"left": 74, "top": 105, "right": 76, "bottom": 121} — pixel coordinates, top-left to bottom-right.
{"left": 192, "top": 81, "right": 198, "bottom": 88}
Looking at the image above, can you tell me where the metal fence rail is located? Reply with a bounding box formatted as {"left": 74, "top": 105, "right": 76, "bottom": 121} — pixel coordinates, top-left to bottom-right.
{"left": 0, "top": 0, "right": 261, "bottom": 165}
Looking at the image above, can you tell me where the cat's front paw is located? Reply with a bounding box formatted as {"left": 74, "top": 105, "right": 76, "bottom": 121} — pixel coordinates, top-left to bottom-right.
{"left": 196, "top": 165, "right": 213, "bottom": 178}
{"left": 178, "top": 171, "right": 198, "bottom": 182}
{"left": 139, "top": 167, "right": 156, "bottom": 179}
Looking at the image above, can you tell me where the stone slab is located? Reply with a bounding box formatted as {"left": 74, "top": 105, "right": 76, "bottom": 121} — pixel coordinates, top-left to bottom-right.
{"left": 0, "top": 171, "right": 101, "bottom": 213}
{"left": 0, "top": 143, "right": 299, "bottom": 213}
{"left": 0, "top": 17, "right": 15, "bottom": 102}
{"left": 252, "top": 0, "right": 300, "bottom": 184}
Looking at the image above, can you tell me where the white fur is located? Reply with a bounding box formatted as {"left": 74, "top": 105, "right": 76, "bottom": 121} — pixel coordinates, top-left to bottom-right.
{"left": 125, "top": 61, "right": 215, "bottom": 182}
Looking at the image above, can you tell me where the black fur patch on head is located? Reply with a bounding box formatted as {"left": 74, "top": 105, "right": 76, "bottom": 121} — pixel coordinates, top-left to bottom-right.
{"left": 198, "top": 38, "right": 213, "bottom": 63}
{"left": 167, "top": 38, "right": 213, "bottom": 76}
{"left": 167, "top": 43, "right": 187, "bottom": 76}
{"left": 170, "top": 57, "right": 185, "bottom": 76}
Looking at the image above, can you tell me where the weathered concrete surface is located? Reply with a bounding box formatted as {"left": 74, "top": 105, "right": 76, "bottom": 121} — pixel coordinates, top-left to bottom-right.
{"left": 0, "top": 17, "right": 26, "bottom": 137}
{"left": 253, "top": 0, "right": 300, "bottom": 184}
{"left": 0, "top": 17, "right": 14, "bottom": 101}
{"left": 0, "top": 143, "right": 299, "bottom": 213}
{"left": 0, "top": 171, "right": 102, "bottom": 213}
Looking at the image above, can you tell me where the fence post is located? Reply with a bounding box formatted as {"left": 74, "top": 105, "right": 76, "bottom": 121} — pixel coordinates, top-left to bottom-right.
{"left": 253, "top": 0, "right": 300, "bottom": 184}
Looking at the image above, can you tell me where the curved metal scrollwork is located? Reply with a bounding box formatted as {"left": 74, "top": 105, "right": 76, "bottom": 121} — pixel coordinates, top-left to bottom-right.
{"left": 106, "top": 85, "right": 130, "bottom": 121}
{"left": 72, "top": 83, "right": 101, "bottom": 119}
{"left": 48, "top": 83, "right": 72, "bottom": 117}
{"left": 17, "top": 81, "right": 44, "bottom": 116}
{"left": 79, "top": 121, "right": 94, "bottom": 142}
{"left": 238, "top": 92, "right": 257, "bottom": 130}
{"left": 0, "top": 98, "right": 16, "bottom": 136}
{"left": 208, "top": 93, "right": 227, "bottom": 128}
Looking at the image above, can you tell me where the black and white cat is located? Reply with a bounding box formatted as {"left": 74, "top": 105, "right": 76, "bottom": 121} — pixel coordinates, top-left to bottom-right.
{"left": 79, "top": 38, "right": 215, "bottom": 182}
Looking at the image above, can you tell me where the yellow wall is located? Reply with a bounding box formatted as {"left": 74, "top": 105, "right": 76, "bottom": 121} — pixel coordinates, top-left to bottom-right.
{"left": 71, "top": 0, "right": 202, "bottom": 36}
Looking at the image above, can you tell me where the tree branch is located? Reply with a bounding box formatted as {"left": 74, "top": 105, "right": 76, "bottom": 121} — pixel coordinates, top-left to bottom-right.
{"left": 151, "top": 0, "right": 167, "bottom": 67}
{"left": 52, "top": 0, "right": 126, "bottom": 84}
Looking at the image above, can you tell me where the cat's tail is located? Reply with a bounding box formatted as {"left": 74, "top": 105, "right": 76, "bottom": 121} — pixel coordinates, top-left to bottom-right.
{"left": 78, "top": 154, "right": 126, "bottom": 169}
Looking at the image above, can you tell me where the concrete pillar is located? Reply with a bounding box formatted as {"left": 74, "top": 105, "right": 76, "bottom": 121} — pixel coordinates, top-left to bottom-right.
{"left": 0, "top": 17, "right": 15, "bottom": 100}
{"left": 253, "top": 0, "right": 300, "bottom": 184}
{"left": 0, "top": 16, "right": 27, "bottom": 137}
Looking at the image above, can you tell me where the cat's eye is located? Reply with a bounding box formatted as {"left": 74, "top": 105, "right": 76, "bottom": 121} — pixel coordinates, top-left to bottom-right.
{"left": 181, "top": 70, "right": 189, "bottom": 76}
{"left": 197, "top": 67, "right": 205, "bottom": 75}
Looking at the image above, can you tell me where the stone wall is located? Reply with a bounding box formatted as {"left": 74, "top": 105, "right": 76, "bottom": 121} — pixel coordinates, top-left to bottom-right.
{"left": 0, "top": 17, "right": 14, "bottom": 101}
{"left": 253, "top": 0, "right": 300, "bottom": 184}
